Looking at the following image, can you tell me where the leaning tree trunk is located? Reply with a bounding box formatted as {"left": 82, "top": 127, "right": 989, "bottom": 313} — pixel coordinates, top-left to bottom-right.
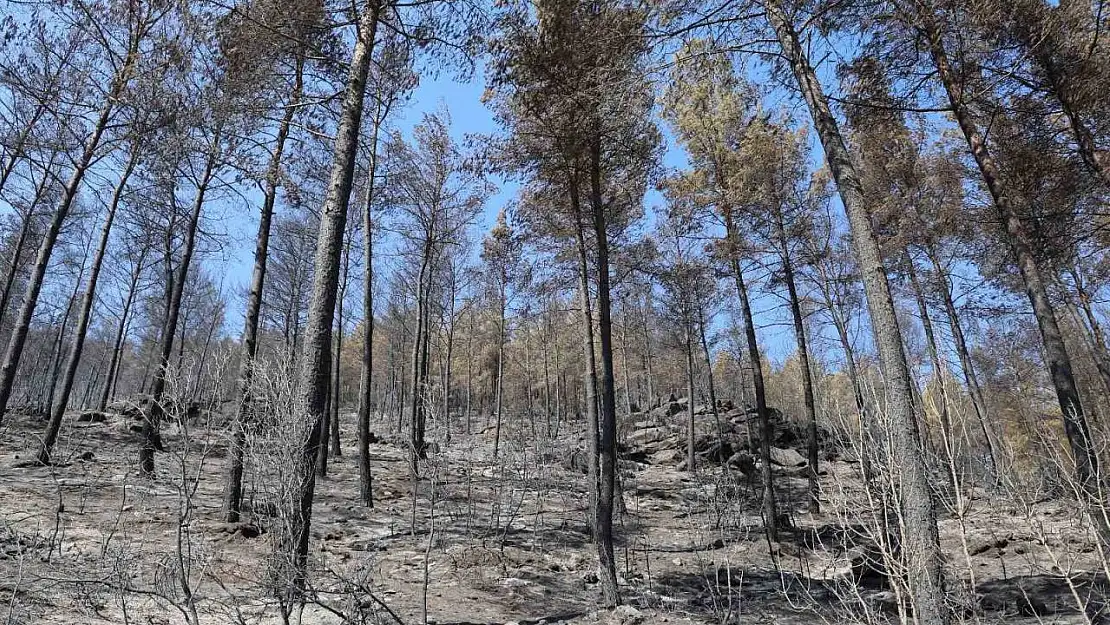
{"left": 190, "top": 306, "right": 220, "bottom": 400}
{"left": 285, "top": 1, "right": 381, "bottom": 596}
{"left": 0, "top": 155, "right": 57, "bottom": 337}
{"left": 0, "top": 204, "right": 32, "bottom": 338}
{"left": 0, "top": 37, "right": 75, "bottom": 195}
{"left": 0, "top": 53, "right": 136, "bottom": 423}
{"left": 775, "top": 213, "right": 820, "bottom": 513}
{"left": 917, "top": 2, "right": 1108, "bottom": 546}
{"left": 905, "top": 252, "right": 959, "bottom": 490}
{"left": 1060, "top": 288, "right": 1110, "bottom": 416}
{"left": 1006, "top": 2, "right": 1110, "bottom": 187}
{"left": 570, "top": 176, "right": 601, "bottom": 542}
{"left": 43, "top": 269, "right": 83, "bottom": 416}
{"left": 357, "top": 125, "right": 381, "bottom": 507}
{"left": 330, "top": 234, "right": 353, "bottom": 459}
{"left": 589, "top": 138, "right": 621, "bottom": 608}
{"left": 38, "top": 146, "right": 139, "bottom": 464}
{"left": 0, "top": 97, "right": 52, "bottom": 195}
{"left": 809, "top": 242, "right": 878, "bottom": 480}
{"left": 763, "top": 3, "right": 947, "bottom": 622}
{"left": 833, "top": 303, "right": 875, "bottom": 479}
{"left": 1068, "top": 268, "right": 1110, "bottom": 400}
{"left": 1041, "top": 55, "right": 1110, "bottom": 187}
{"left": 724, "top": 218, "right": 779, "bottom": 543}
{"left": 225, "top": 53, "right": 304, "bottom": 522}
{"left": 698, "top": 308, "right": 724, "bottom": 442}
{"left": 139, "top": 136, "right": 219, "bottom": 477}
{"left": 97, "top": 248, "right": 146, "bottom": 413}
{"left": 685, "top": 328, "right": 696, "bottom": 473}
{"left": 924, "top": 244, "right": 999, "bottom": 478}
{"left": 492, "top": 290, "right": 507, "bottom": 459}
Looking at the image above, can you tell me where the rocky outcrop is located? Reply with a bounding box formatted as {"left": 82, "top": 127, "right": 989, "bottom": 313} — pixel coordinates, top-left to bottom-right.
{"left": 620, "top": 398, "right": 834, "bottom": 473}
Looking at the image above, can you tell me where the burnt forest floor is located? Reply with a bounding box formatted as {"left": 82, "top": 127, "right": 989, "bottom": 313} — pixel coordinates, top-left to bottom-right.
{"left": 1, "top": 398, "right": 1108, "bottom": 624}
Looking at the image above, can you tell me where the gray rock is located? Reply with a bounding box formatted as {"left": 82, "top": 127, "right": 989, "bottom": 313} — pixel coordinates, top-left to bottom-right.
{"left": 650, "top": 449, "right": 681, "bottom": 465}
{"left": 726, "top": 452, "right": 756, "bottom": 474}
{"left": 769, "top": 446, "right": 806, "bottom": 467}
{"left": 607, "top": 605, "right": 644, "bottom": 625}
{"left": 628, "top": 426, "right": 671, "bottom": 447}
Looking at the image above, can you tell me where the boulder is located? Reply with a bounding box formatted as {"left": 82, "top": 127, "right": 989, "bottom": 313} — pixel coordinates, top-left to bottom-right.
{"left": 76, "top": 411, "right": 108, "bottom": 423}
{"left": 651, "top": 402, "right": 684, "bottom": 419}
{"left": 627, "top": 426, "right": 671, "bottom": 447}
{"left": 769, "top": 446, "right": 806, "bottom": 467}
{"left": 725, "top": 408, "right": 747, "bottom": 422}
{"left": 607, "top": 605, "right": 644, "bottom": 625}
{"left": 649, "top": 448, "right": 681, "bottom": 465}
{"left": 726, "top": 452, "right": 756, "bottom": 474}
{"left": 697, "top": 440, "right": 734, "bottom": 464}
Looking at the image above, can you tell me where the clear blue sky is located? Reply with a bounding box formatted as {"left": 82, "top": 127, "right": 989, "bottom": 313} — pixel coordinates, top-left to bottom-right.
{"left": 216, "top": 60, "right": 822, "bottom": 367}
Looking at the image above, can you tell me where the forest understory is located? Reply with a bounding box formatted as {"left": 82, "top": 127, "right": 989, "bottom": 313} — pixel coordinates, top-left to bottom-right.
{"left": 2, "top": 398, "right": 1106, "bottom": 625}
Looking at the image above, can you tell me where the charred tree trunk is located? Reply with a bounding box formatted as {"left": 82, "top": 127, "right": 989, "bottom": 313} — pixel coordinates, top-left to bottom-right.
{"left": 464, "top": 310, "right": 474, "bottom": 435}
{"left": 38, "top": 147, "right": 139, "bottom": 464}
{"left": 330, "top": 234, "right": 353, "bottom": 459}
{"left": 98, "top": 248, "right": 146, "bottom": 413}
{"left": 409, "top": 237, "right": 435, "bottom": 462}
{"left": 774, "top": 213, "right": 820, "bottom": 513}
{"left": 923, "top": 245, "right": 999, "bottom": 478}
{"left": 589, "top": 138, "right": 621, "bottom": 608}
{"left": 225, "top": 53, "right": 303, "bottom": 522}
{"left": 697, "top": 308, "right": 724, "bottom": 443}
{"left": 725, "top": 217, "right": 779, "bottom": 543}
{"left": 543, "top": 314, "right": 553, "bottom": 433}
{"left": 139, "top": 134, "right": 220, "bottom": 477}
{"left": 764, "top": 3, "right": 947, "bottom": 621}
{"left": 357, "top": 131, "right": 380, "bottom": 506}
{"left": 570, "top": 175, "right": 600, "bottom": 545}
{"left": 0, "top": 54, "right": 136, "bottom": 423}
{"left": 918, "top": 3, "right": 1106, "bottom": 546}
{"left": 442, "top": 277, "right": 457, "bottom": 440}
{"left": 44, "top": 270, "right": 84, "bottom": 416}
{"left": 642, "top": 289, "right": 656, "bottom": 403}
{"left": 685, "top": 328, "right": 696, "bottom": 473}
{"left": 285, "top": 1, "right": 380, "bottom": 594}
{"left": 492, "top": 288, "right": 507, "bottom": 459}
{"left": 906, "top": 252, "right": 959, "bottom": 489}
